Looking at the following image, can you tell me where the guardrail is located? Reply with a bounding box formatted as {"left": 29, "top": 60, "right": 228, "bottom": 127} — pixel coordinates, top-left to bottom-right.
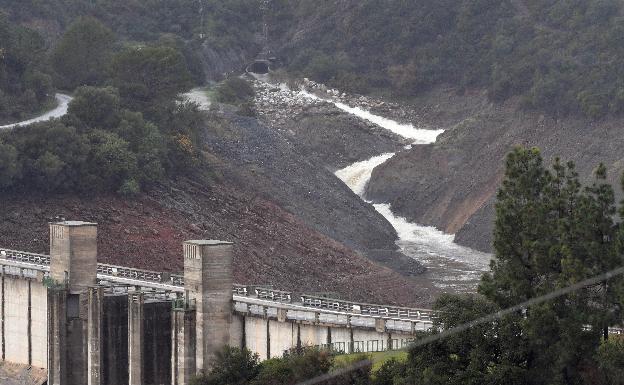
{"left": 0, "top": 247, "right": 432, "bottom": 319}
{"left": 0, "top": 248, "right": 50, "bottom": 266}
{"left": 255, "top": 287, "right": 292, "bottom": 302}
{"left": 97, "top": 263, "right": 168, "bottom": 284}
{"left": 300, "top": 295, "right": 434, "bottom": 321}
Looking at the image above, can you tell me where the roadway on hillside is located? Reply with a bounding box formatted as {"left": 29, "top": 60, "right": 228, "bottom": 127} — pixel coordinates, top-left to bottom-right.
{"left": 0, "top": 93, "right": 73, "bottom": 130}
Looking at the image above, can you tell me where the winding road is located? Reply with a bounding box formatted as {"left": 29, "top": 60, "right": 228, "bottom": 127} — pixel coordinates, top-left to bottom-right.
{"left": 0, "top": 93, "right": 73, "bottom": 130}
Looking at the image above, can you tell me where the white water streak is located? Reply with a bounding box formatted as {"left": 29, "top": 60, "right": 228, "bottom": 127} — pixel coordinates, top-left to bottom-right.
{"left": 316, "top": 90, "right": 490, "bottom": 269}
{"left": 181, "top": 88, "right": 211, "bottom": 110}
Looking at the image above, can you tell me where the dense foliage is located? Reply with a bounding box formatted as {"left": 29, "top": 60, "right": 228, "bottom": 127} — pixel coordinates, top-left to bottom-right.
{"left": 50, "top": 17, "right": 115, "bottom": 89}
{"left": 0, "top": 3, "right": 214, "bottom": 196}
{"left": 0, "top": 86, "right": 205, "bottom": 195}
{"left": 190, "top": 347, "right": 370, "bottom": 385}
{"left": 1, "top": 0, "right": 260, "bottom": 45}
{"left": 274, "top": 0, "right": 624, "bottom": 118}
{"left": 0, "top": 13, "right": 53, "bottom": 123}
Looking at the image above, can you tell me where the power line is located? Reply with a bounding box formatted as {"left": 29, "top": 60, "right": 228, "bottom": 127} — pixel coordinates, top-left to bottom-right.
{"left": 297, "top": 265, "right": 624, "bottom": 385}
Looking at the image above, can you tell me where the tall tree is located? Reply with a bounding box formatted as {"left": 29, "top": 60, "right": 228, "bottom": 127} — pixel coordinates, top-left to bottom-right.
{"left": 51, "top": 17, "right": 115, "bottom": 90}
{"left": 108, "top": 44, "right": 192, "bottom": 113}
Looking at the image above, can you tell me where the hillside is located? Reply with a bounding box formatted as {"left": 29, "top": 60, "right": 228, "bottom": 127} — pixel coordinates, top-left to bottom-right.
{"left": 271, "top": 0, "right": 624, "bottom": 118}
{"left": 365, "top": 86, "right": 624, "bottom": 252}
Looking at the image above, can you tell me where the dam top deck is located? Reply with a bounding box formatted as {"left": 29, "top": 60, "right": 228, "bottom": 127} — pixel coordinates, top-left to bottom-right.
{"left": 0, "top": 247, "right": 436, "bottom": 324}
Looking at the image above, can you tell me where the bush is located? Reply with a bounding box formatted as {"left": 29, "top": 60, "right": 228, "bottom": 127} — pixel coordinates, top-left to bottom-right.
{"left": 118, "top": 178, "right": 140, "bottom": 197}
{"left": 191, "top": 346, "right": 260, "bottom": 385}
{"left": 215, "top": 77, "right": 255, "bottom": 105}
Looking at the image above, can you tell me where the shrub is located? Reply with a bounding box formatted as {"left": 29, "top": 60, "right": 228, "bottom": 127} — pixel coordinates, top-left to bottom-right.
{"left": 215, "top": 77, "right": 255, "bottom": 105}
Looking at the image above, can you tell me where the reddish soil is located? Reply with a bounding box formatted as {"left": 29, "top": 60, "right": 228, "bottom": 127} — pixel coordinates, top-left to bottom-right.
{"left": 0, "top": 179, "right": 429, "bottom": 307}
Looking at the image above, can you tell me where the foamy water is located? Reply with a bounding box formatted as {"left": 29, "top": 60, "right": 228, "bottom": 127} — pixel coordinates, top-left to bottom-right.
{"left": 314, "top": 88, "right": 491, "bottom": 284}
{"left": 181, "top": 88, "right": 211, "bottom": 110}
{"left": 0, "top": 93, "right": 72, "bottom": 130}
{"left": 258, "top": 77, "right": 491, "bottom": 290}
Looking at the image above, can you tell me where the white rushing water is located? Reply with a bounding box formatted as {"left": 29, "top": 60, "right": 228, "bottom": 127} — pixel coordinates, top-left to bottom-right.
{"left": 181, "top": 87, "right": 212, "bottom": 110}
{"left": 0, "top": 93, "right": 73, "bottom": 130}
{"left": 298, "top": 87, "right": 490, "bottom": 288}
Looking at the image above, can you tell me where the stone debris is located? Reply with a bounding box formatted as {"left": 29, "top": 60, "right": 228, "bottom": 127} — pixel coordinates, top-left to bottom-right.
{"left": 252, "top": 76, "right": 421, "bottom": 129}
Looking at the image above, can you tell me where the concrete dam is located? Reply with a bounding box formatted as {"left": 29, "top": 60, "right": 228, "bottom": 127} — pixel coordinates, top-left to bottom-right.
{"left": 0, "top": 221, "right": 434, "bottom": 385}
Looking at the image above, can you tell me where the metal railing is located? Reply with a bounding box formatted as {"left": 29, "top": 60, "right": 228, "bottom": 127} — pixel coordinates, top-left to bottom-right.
{"left": 0, "top": 248, "right": 50, "bottom": 266}
{"left": 300, "top": 295, "right": 434, "bottom": 321}
{"left": 0, "top": 247, "right": 433, "bottom": 320}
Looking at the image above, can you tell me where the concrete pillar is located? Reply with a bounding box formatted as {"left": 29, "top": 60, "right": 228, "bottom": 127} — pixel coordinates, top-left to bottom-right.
{"left": 129, "top": 292, "right": 145, "bottom": 385}
{"left": 277, "top": 308, "right": 287, "bottom": 323}
{"left": 88, "top": 287, "right": 103, "bottom": 385}
{"left": 47, "top": 288, "right": 68, "bottom": 385}
{"left": 375, "top": 318, "right": 386, "bottom": 333}
{"left": 183, "top": 240, "right": 233, "bottom": 373}
{"left": 1, "top": 268, "right": 4, "bottom": 361}
{"left": 172, "top": 309, "right": 196, "bottom": 385}
{"left": 50, "top": 221, "right": 97, "bottom": 294}
{"left": 47, "top": 221, "right": 97, "bottom": 385}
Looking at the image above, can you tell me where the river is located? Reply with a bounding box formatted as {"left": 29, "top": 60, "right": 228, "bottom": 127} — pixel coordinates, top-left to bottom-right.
{"left": 296, "top": 87, "right": 492, "bottom": 293}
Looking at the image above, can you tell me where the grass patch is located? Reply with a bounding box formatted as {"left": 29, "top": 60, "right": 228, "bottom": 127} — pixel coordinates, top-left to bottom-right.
{"left": 333, "top": 350, "right": 408, "bottom": 373}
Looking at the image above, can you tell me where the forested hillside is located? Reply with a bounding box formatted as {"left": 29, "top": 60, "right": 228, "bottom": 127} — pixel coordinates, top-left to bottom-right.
{"left": 274, "top": 0, "right": 624, "bottom": 118}
{"left": 0, "top": 14, "right": 52, "bottom": 123}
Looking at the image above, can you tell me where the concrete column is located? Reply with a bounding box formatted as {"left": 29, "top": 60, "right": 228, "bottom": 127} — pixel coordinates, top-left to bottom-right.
{"left": 47, "top": 288, "right": 68, "bottom": 385}
{"left": 129, "top": 292, "right": 145, "bottom": 385}
{"left": 1, "top": 267, "right": 5, "bottom": 361}
{"left": 48, "top": 221, "right": 97, "bottom": 385}
{"left": 277, "top": 308, "right": 287, "bottom": 323}
{"left": 50, "top": 221, "right": 97, "bottom": 294}
{"left": 375, "top": 318, "right": 386, "bottom": 333}
{"left": 88, "top": 287, "right": 103, "bottom": 385}
{"left": 183, "top": 240, "right": 233, "bottom": 373}
{"left": 172, "top": 309, "right": 196, "bottom": 385}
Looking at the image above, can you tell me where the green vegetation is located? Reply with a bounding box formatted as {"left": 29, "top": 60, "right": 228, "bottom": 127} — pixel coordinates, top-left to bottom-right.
{"left": 0, "top": 85, "right": 205, "bottom": 194}
{"left": 276, "top": 0, "right": 624, "bottom": 118}
{"left": 0, "top": 13, "right": 53, "bottom": 123}
{"left": 1, "top": 0, "right": 261, "bottom": 45}
{"left": 215, "top": 77, "right": 256, "bottom": 116}
{"left": 0, "top": 2, "right": 220, "bottom": 196}
{"left": 187, "top": 148, "right": 624, "bottom": 384}
{"left": 51, "top": 17, "right": 115, "bottom": 89}
{"left": 191, "top": 347, "right": 370, "bottom": 385}
{"left": 363, "top": 147, "right": 624, "bottom": 385}
{"left": 108, "top": 44, "right": 192, "bottom": 113}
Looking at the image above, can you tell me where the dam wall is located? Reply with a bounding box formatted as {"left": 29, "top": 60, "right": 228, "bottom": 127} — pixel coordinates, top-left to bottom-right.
{"left": 0, "top": 221, "right": 433, "bottom": 384}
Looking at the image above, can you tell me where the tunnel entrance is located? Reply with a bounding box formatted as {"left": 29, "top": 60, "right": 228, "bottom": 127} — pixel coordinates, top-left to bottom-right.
{"left": 249, "top": 60, "right": 270, "bottom": 74}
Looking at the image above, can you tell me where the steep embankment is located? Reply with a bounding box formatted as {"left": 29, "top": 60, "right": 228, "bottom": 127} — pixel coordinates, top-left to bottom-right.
{"left": 366, "top": 87, "right": 624, "bottom": 252}
{"left": 0, "top": 87, "right": 429, "bottom": 305}
{"left": 0, "top": 179, "right": 427, "bottom": 306}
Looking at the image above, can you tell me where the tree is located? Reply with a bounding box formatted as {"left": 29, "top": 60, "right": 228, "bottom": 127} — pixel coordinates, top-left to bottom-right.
{"left": 191, "top": 346, "right": 260, "bottom": 385}
{"left": 479, "top": 147, "right": 623, "bottom": 383}
{"left": 51, "top": 17, "right": 115, "bottom": 89}
{"left": 108, "top": 44, "right": 192, "bottom": 112}
{"left": 85, "top": 130, "right": 138, "bottom": 192}
{"left": 68, "top": 86, "right": 121, "bottom": 130}
{"left": 0, "top": 13, "right": 52, "bottom": 121}
{"left": 0, "top": 141, "right": 19, "bottom": 188}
